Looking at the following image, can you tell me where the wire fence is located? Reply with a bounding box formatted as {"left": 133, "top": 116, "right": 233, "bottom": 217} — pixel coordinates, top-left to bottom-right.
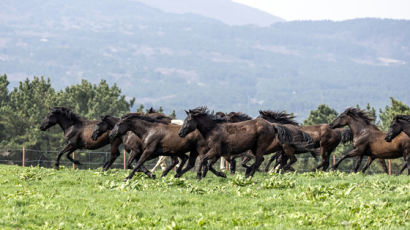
{"left": 0, "top": 148, "right": 406, "bottom": 175}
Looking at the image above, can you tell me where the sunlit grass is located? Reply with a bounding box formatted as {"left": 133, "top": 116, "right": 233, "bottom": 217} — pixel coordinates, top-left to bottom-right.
{"left": 0, "top": 165, "right": 408, "bottom": 229}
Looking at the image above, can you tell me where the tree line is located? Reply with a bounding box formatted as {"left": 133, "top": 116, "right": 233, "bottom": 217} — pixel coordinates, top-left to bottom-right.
{"left": 1, "top": 74, "right": 409, "bottom": 158}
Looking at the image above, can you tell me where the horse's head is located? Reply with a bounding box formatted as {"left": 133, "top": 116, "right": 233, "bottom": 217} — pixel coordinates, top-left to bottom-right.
{"left": 92, "top": 116, "right": 111, "bottom": 141}
{"left": 39, "top": 108, "right": 59, "bottom": 131}
{"left": 385, "top": 116, "right": 404, "bottom": 142}
{"left": 109, "top": 116, "right": 131, "bottom": 141}
{"left": 178, "top": 110, "right": 199, "bottom": 137}
{"left": 329, "top": 110, "right": 350, "bottom": 129}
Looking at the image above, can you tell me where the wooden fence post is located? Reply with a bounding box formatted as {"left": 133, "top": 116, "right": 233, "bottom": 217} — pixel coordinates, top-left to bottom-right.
{"left": 72, "top": 152, "right": 75, "bottom": 169}
{"left": 226, "top": 159, "right": 229, "bottom": 171}
{"left": 388, "top": 160, "right": 391, "bottom": 175}
{"left": 333, "top": 155, "right": 336, "bottom": 167}
{"left": 123, "top": 149, "right": 126, "bottom": 170}
{"left": 22, "top": 146, "right": 25, "bottom": 167}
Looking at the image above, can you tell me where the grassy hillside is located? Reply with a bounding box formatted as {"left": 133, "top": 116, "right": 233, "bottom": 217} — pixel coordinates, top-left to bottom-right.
{"left": 1, "top": 0, "right": 410, "bottom": 118}
{"left": 0, "top": 165, "right": 409, "bottom": 229}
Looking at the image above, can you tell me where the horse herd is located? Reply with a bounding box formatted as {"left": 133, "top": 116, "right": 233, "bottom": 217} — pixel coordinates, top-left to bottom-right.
{"left": 39, "top": 106, "right": 410, "bottom": 181}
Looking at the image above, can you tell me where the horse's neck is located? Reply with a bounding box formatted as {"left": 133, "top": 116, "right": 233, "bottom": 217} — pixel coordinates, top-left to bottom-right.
{"left": 347, "top": 119, "right": 372, "bottom": 137}
{"left": 131, "top": 120, "right": 151, "bottom": 137}
{"left": 57, "top": 116, "right": 77, "bottom": 134}
{"left": 196, "top": 117, "right": 218, "bottom": 137}
{"left": 105, "top": 117, "right": 120, "bottom": 129}
{"left": 402, "top": 121, "right": 410, "bottom": 136}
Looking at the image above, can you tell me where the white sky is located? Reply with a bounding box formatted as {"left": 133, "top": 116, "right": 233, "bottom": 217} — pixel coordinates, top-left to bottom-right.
{"left": 233, "top": 0, "right": 410, "bottom": 21}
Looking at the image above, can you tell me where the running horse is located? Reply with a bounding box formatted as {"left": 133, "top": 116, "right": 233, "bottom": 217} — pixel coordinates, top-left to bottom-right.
{"left": 385, "top": 115, "right": 410, "bottom": 174}
{"left": 330, "top": 108, "right": 410, "bottom": 174}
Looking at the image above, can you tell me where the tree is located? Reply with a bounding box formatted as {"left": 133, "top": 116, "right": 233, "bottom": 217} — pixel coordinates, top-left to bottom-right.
{"left": 303, "top": 104, "right": 338, "bottom": 125}
{"left": 169, "top": 110, "right": 176, "bottom": 119}
{"left": 379, "top": 97, "right": 410, "bottom": 131}
{"left": 137, "top": 104, "right": 144, "bottom": 113}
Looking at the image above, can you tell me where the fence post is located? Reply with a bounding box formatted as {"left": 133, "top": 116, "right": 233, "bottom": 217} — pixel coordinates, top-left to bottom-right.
{"left": 333, "top": 155, "right": 336, "bottom": 167}
{"left": 123, "top": 149, "right": 126, "bottom": 170}
{"left": 226, "top": 159, "right": 229, "bottom": 171}
{"left": 22, "top": 146, "right": 25, "bottom": 167}
{"left": 72, "top": 152, "right": 75, "bottom": 170}
{"left": 388, "top": 160, "right": 391, "bottom": 175}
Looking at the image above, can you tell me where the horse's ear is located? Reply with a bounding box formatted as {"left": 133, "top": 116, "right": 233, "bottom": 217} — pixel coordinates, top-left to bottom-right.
{"left": 185, "top": 110, "right": 189, "bottom": 115}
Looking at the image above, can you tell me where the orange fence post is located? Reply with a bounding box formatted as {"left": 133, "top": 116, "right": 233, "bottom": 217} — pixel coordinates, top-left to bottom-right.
{"left": 123, "top": 149, "right": 126, "bottom": 170}
{"left": 226, "top": 159, "right": 229, "bottom": 171}
{"left": 388, "top": 160, "right": 391, "bottom": 175}
{"left": 333, "top": 155, "right": 336, "bottom": 167}
{"left": 22, "top": 146, "right": 25, "bottom": 167}
{"left": 72, "top": 152, "right": 75, "bottom": 169}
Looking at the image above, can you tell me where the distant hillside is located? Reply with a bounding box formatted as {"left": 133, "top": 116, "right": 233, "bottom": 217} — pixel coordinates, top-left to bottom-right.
{"left": 1, "top": 0, "right": 409, "bottom": 118}
{"left": 135, "top": 0, "right": 284, "bottom": 26}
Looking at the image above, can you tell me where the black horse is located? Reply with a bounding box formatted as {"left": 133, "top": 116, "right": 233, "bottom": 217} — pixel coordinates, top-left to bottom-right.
{"left": 385, "top": 115, "right": 410, "bottom": 174}
{"left": 40, "top": 107, "right": 114, "bottom": 169}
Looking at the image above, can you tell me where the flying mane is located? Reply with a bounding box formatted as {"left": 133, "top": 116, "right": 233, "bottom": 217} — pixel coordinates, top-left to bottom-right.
{"left": 344, "top": 108, "right": 376, "bottom": 125}
{"left": 395, "top": 115, "right": 410, "bottom": 122}
{"left": 51, "top": 107, "right": 83, "bottom": 123}
{"left": 120, "top": 113, "right": 169, "bottom": 124}
{"left": 226, "top": 112, "right": 252, "bottom": 122}
{"left": 189, "top": 107, "right": 227, "bottom": 123}
{"left": 258, "top": 110, "right": 299, "bottom": 126}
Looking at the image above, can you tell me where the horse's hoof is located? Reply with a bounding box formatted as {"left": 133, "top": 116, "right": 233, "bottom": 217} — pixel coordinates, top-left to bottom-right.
{"left": 219, "top": 172, "right": 227, "bottom": 178}
{"left": 54, "top": 164, "right": 60, "bottom": 170}
{"left": 123, "top": 177, "right": 130, "bottom": 182}
{"left": 174, "top": 174, "right": 181, "bottom": 178}
{"left": 151, "top": 174, "right": 156, "bottom": 180}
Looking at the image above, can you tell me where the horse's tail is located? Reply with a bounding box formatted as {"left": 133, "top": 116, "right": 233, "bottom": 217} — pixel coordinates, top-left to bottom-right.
{"left": 341, "top": 128, "right": 353, "bottom": 144}
{"left": 273, "top": 124, "right": 293, "bottom": 144}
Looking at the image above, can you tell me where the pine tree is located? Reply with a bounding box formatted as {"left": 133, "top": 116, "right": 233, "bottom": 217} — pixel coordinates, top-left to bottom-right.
{"left": 303, "top": 104, "right": 338, "bottom": 125}
{"left": 379, "top": 97, "right": 410, "bottom": 131}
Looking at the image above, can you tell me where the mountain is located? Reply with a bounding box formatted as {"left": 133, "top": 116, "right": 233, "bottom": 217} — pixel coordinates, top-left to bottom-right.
{"left": 1, "top": 0, "right": 410, "bottom": 119}
{"left": 135, "top": 0, "right": 284, "bottom": 26}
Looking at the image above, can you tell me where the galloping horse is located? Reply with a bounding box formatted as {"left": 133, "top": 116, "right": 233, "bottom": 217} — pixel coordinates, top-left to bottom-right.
{"left": 109, "top": 113, "right": 210, "bottom": 181}
{"left": 91, "top": 110, "right": 172, "bottom": 172}
{"left": 39, "top": 107, "right": 118, "bottom": 169}
{"left": 178, "top": 107, "right": 294, "bottom": 180}
{"left": 385, "top": 115, "right": 410, "bottom": 174}
{"left": 258, "top": 111, "right": 318, "bottom": 171}
{"left": 330, "top": 108, "right": 410, "bottom": 174}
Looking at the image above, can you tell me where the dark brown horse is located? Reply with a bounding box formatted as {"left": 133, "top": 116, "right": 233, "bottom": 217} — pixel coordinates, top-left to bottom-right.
{"left": 258, "top": 111, "right": 318, "bottom": 171}
{"left": 178, "top": 107, "right": 294, "bottom": 180}
{"left": 330, "top": 108, "right": 410, "bottom": 174}
{"left": 385, "top": 115, "right": 410, "bottom": 174}
{"left": 91, "top": 115, "right": 170, "bottom": 177}
{"left": 39, "top": 107, "right": 118, "bottom": 169}
{"left": 217, "top": 112, "right": 255, "bottom": 173}
{"left": 109, "top": 113, "right": 210, "bottom": 181}
{"left": 91, "top": 110, "right": 172, "bottom": 172}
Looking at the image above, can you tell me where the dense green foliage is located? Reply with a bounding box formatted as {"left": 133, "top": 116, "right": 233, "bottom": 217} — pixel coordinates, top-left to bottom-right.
{"left": 1, "top": 0, "right": 410, "bottom": 118}
{"left": 0, "top": 165, "right": 408, "bottom": 229}
{"left": 303, "top": 104, "right": 338, "bottom": 125}
{"left": 0, "top": 75, "right": 134, "bottom": 150}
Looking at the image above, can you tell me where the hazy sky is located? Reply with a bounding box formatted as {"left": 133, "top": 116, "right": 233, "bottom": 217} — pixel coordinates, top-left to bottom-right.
{"left": 233, "top": 0, "right": 410, "bottom": 21}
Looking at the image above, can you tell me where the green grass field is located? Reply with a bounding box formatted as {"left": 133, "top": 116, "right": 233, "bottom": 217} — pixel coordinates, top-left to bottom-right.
{"left": 0, "top": 165, "right": 409, "bottom": 229}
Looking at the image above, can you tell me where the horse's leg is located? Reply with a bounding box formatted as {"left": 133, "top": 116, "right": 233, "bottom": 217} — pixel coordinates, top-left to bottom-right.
{"left": 151, "top": 156, "right": 167, "bottom": 172}
{"left": 55, "top": 144, "right": 76, "bottom": 169}
{"left": 280, "top": 145, "right": 297, "bottom": 172}
{"left": 241, "top": 156, "right": 251, "bottom": 169}
{"left": 316, "top": 147, "right": 328, "bottom": 171}
{"left": 398, "top": 163, "right": 407, "bottom": 174}
{"left": 265, "top": 152, "right": 280, "bottom": 172}
{"left": 207, "top": 156, "right": 227, "bottom": 178}
{"left": 175, "top": 154, "right": 189, "bottom": 176}
{"left": 377, "top": 159, "right": 388, "bottom": 174}
{"left": 333, "top": 147, "right": 364, "bottom": 170}
{"left": 176, "top": 151, "right": 198, "bottom": 178}
{"left": 160, "top": 156, "right": 178, "bottom": 177}
{"left": 101, "top": 140, "right": 121, "bottom": 171}
{"left": 230, "top": 157, "right": 237, "bottom": 174}
{"left": 361, "top": 156, "right": 375, "bottom": 173}
{"left": 196, "top": 151, "right": 210, "bottom": 181}
{"left": 124, "top": 142, "right": 158, "bottom": 181}
{"left": 353, "top": 155, "right": 363, "bottom": 173}
{"left": 245, "top": 154, "right": 264, "bottom": 178}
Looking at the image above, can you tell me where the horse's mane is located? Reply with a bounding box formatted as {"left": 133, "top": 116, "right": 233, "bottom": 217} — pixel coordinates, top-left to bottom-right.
{"left": 395, "top": 115, "right": 410, "bottom": 122}
{"left": 51, "top": 107, "right": 83, "bottom": 123}
{"left": 120, "top": 113, "right": 169, "bottom": 124}
{"left": 189, "top": 107, "right": 227, "bottom": 123}
{"left": 339, "top": 128, "right": 353, "bottom": 144}
{"left": 344, "top": 108, "right": 375, "bottom": 125}
{"left": 226, "top": 112, "right": 252, "bottom": 122}
{"left": 147, "top": 107, "right": 158, "bottom": 114}
{"left": 258, "top": 110, "right": 299, "bottom": 126}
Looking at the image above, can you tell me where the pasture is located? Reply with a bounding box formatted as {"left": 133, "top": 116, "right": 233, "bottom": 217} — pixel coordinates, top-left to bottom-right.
{"left": 1, "top": 165, "right": 409, "bottom": 229}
